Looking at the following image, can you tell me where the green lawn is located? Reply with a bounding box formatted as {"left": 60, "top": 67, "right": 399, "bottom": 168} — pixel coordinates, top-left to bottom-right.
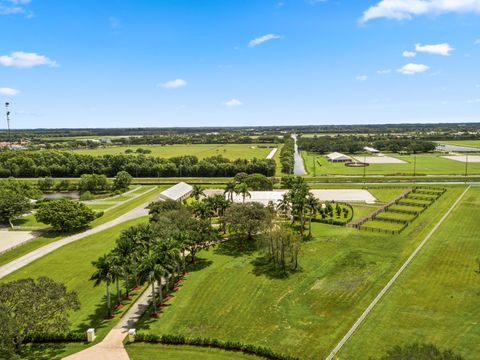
{"left": 367, "top": 187, "right": 410, "bottom": 203}
{"left": 126, "top": 343, "right": 264, "bottom": 360}
{"left": 350, "top": 205, "right": 380, "bottom": 222}
{"left": 302, "top": 152, "right": 480, "bottom": 176}
{"left": 341, "top": 186, "right": 480, "bottom": 359}
{"left": 69, "top": 144, "right": 275, "bottom": 160}
{"left": 133, "top": 186, "right": 466, "bottom": 359}
{"left": 1, "top": 217, "right": 149, "bottom": 340}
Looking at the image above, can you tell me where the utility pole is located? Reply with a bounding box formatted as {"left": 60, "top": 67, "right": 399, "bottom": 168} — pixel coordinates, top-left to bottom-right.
{"left": 363, "top": 155, "right": 366, "bottom": 186}
{"left": 5, "top": 102, "right": 11, "bottom": 142}
{"left": 413, "top": 155, "right": 417, "bottom": 178}
{"left": 313, "top": 155, "right": 316, "bottom": 177}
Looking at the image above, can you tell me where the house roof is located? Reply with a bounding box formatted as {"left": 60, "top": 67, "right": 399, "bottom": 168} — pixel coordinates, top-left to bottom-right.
{"left": 160, "top": 182, "right": 193, "bottom": 201}
{"left": 326, "top": 152, "right": 351, "bottom": 161}
{"left": 364, "top": 146, "right": 380, "bottom": 153}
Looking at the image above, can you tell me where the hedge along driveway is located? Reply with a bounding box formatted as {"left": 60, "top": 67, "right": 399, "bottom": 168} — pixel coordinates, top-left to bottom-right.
{"left": 0, "top": 216, "right": 149, "bottom": 340}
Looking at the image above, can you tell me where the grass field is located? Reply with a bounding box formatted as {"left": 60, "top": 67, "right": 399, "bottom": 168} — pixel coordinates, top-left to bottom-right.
{"left": 1, "top": 217, "right": 149, "bottom": 340}
{"left": 302, "top": 152, "right": 480, "bottom": 176}
{"left": 341, "top": 186, "right": 480, "bottom": 359}
{"left": 133, "top": 186, "right": 466, "bottom": 359}
{"left": 69, "top": 144, "right": 276, "bottom": 160}
{"left": 438, "top": 140, "right": 480, "bottom": 148}
{"left": 126, "top": 343, "right": 263, "bottom": 360}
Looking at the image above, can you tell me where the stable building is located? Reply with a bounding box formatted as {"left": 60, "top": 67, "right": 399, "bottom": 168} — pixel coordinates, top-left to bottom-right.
{"left": 363, "top": 146, "right": 380, "bottom": 154}
{"left": 326, "top": 152, "right": 352, "bottom": 162}
{"left": 159, "top": 182, "right": 193, "bottom": 201}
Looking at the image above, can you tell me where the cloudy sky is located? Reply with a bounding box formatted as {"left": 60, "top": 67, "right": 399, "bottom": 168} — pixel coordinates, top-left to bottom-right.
{"left": 1, "top": 0, "right": 480, "bottom": 128}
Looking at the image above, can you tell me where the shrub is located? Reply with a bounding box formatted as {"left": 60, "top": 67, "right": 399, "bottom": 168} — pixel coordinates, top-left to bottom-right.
{"left": 79, "top": 191, "right": 94, "bottom": 201}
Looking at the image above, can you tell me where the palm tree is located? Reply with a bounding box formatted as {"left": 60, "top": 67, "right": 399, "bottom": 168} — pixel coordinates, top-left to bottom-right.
{"left": 90, "top": 255, "right": 115, "bottom": 318}
{"left": 192, "top": 201, "right": 214, "bottom": 222}
{"left": 138, "top": 249, "right": 165, "bottom": 316}
{"left": 306, "top": 193, "right": 320, "bottom": 237}
{"left": 114, "top": 235, "right": 135, "bottom": 298}
{"left": 224, "top": 181, "right": 236, "bottom": 201}
{"left": 235, "top": 182, "right": 251, "bottom": 204}
{"left": 191, "top": 185, "right": 205, "bottom": 201}
{"left": 109, "top": 253, "right": 124, "bottom": 307}
{"left": 276, "top": 193, "right": 291, "bottom": 218}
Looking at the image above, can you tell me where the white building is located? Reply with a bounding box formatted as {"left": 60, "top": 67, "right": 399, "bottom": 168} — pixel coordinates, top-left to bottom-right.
{"left": 363, "top": 146, "right": 380, "bottom": 154}
{"left": 159, "top": 182, "right": 193, "bottom": 201}
{"left": 326, "top": 152, "right": 352, "bottom": 162}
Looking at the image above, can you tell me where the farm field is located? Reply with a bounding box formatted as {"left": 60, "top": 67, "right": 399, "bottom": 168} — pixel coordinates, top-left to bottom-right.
{"left": 69, "top": 144, "right": 276, "bottom": 160}
{"left": 341, "top": 186, "right": 480, "bottom": 359}
{"left": 132, "top": 186, "right": 465, "bottom": 359}
{"left": 302, "top": 152, "right": 480, "bottom": 176}
{"left": 437, "top": 140, "right": 480, "bottom": 148}
{"left": 1, "top": 217, "right": 149, "bottom": 340}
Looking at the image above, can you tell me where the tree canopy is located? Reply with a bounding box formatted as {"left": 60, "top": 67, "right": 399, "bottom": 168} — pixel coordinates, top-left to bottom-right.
{"left": 35, "top": 199, "right": 96, "bottom": 232}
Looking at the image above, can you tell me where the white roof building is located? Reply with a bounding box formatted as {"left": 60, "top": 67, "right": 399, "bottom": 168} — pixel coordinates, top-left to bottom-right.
{"left": 326, "top": 152, "right": 352, "bottom": 162}
{"left": 364, "top": 146, "right": 380, "bottom": 153}
{"left": 160, "top": 182, "right": 193, "bottom": 201}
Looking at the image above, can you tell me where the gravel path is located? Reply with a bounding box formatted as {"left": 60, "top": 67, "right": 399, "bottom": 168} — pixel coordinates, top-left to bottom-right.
{"left": 325, "top": 186, "right": 471, "bottom": 360}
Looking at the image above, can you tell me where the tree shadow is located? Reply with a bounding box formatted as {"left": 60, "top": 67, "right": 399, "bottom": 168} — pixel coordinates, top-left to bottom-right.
{"left": 18, "top": 343, "right": 69, "bottom": 360}
{"left": 213, "top": 238, "right": 257, "bottom": 257}
{"left": 250, "top": 255, "right": 303, "bottom": 280}
{"left": 187, "top": 257, "right": 213, "bottom": 272}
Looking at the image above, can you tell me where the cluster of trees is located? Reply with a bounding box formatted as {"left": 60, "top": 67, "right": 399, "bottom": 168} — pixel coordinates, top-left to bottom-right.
{"left": 0, "top": 178, "right": 39, "bottom": 227}
{"left": 280, "top": 137, "right": 295, "bottom": 174}
{"left": 0, "top": 151, "right": 276, "bottom": 178}
{"left": 375, "top": 343, "right": 464, "bottom": 360}
{"left": 35, "top": 199, "right": 97, "bottom": 232}
{"left": 0, "top": 277, "right": 80, "bottom": 358}
{"left": 297, "top": 136, "right": 436, "bottom": 154}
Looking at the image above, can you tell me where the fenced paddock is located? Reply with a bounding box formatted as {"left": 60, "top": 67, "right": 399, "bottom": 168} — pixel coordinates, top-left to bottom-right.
{"left": 442, "top": 155, "right": 480, "bottom": 163}
{"left": 353, "top": 156, "right": 407, "bottom": 164}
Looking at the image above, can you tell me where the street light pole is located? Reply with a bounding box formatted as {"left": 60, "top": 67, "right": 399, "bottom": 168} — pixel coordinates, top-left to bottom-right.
{"left": 465, "top": 154, "right": 469, "bottom": 183}
{"left": 5, "top": 102, "right": 11, "bottom": 142}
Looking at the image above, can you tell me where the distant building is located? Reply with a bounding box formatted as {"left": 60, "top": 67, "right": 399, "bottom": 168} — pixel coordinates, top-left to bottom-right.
{"left": 363, "top": 146, "right": 380, "bottom": 154}
{"left": 326, "top": 152, "right": 352, "bottom": 162}
{"left": 159, "top": 182, "right": 193, "bottom": 201}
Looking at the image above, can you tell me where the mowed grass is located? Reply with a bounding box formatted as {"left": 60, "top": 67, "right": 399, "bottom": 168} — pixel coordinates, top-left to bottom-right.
{"left": 134, "top": 186, "right": 466, "bottom": 359}
{"left": 367, "top": 187, "right": 410, "bottom": 203}
{"left": 126, "top": 343, "right": 264, "bottom": 360}
{"left": 342, "top": 186, "right": 480, "bottom": 359}
{"left": 69, "top": 144, "right": 275, "bottom": 160}
{"left": 438, "top": 140, "right": 480, "bottom": 148}
{"left": 302, "top": 152, "right": 480, "bottom": 175}
{"left": 1, "top": 217, "right": 149, "bottom": 340}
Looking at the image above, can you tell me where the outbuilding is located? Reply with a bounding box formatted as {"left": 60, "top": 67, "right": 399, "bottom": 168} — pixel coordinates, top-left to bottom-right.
{"left": 159, "top": 182, "right": 193, "bottom": 201}
{"left": 326, "top": 152, "right": 352, "bottom": 162}
{"left": 363, "top": 146, "right": 380, "bottom": 154}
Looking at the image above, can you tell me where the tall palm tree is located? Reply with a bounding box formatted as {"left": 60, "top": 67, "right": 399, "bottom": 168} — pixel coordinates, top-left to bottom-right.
{"left": 109, "top": 253, "right": 124, "bottom": 307}
{"left": 224, "top": 181, "right": 236, "bottom": 201}
{"left": 138, "top": 249, "right": 165, "bottom": 316}
{"left": 306, "top": 193, "right": 320, "bottom": 237}
{"left": 276, "top": 193, "right": 291, "bottom": 218}
{"left": 114, "top": 236, "right": 135, "bottom": 298}
{"left": 90, "top": 255, "right": 115, "bottom": 318}
{"left": 235, "top": 182, "right": 251, "bottom": 204}
{"left": 191, "top": 185, "right": 205, "bottom": 201}
{"left": 192, "top": 201, "right": 214, "bottom": 222}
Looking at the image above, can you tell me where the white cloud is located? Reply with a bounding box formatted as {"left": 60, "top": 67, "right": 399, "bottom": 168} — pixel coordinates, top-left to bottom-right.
{"left": 377, "top": 69, "right": 392, "bottom": 74}
{"left": 403, "top": 51, "right": 416, "bottom": 58}
{"left": 225, "top": 98, "right": 243, "bottom": 107}
{"left": 248, "top": 34, "right": 281, "bottom": 47}
{"left": 466, "top": 98, "right": 480, "bottom": 103}
{"left": 474, "top": 39, "right": 480, "bottom": 45}
{"left": 397, "top": 63, "right": 430, "bottom": 75}
{"left": 356, "top": 75, "right": 368, "bottom": 81}
{"left": 0, "top": 51, "right": 57, "bottom": 68}
{"left": 0, "top": 87, "right": 19, "bottom": 96}
{"left": 160, "top": 79, "right": 187, "bottom": 89}
{"left": 0, "top": 0, "right": 32, "bottom": 16}
{"left": 415, "top": 43, "right": 453, "bottom": 56}
{"left": 361, "top": 0, "right": 480, "bottom": 23}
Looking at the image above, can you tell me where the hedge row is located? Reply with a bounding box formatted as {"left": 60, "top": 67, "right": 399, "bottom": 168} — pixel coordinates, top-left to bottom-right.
{"left": 25, "top": 332, "right": 85, "bottom": 343}
{"left": 134, "top": 333, "right": 300, "bottom": 360}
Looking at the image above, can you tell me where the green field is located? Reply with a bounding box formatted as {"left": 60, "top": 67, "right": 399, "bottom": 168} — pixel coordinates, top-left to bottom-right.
{"left": 69, "top": 144, "right": 276, "bottom": 160}
{"left": 1, "top": 217, "right": 149, "bottom": 340}
{"left": 303, "top": 152, "right": 480, "bottom": 176}
{"left": 126, "top": 343, "right": 263, "bottom": 360}
{"left": 133, "top": 186, "right": 465, "bottom": 359}
{"left": 342, "top": 186, "right": 480, "bottom": 359}
{"left": 438, "top": 140, "right": 480, "bottom": 148}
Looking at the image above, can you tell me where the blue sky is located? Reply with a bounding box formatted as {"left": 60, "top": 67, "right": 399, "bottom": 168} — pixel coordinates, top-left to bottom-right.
{"left": 1, "top": 0, "right": 480, "bottom": 129}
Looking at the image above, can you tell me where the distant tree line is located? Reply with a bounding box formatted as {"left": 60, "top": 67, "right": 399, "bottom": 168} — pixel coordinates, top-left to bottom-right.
{"left": 0, "top": 151, "right": 276, "bottom": 178}
{"left": 280, "top": 137, "right": 295, "bottom": 174}
{"left": 298, "top": 136, "right": 436, "bottom": 154}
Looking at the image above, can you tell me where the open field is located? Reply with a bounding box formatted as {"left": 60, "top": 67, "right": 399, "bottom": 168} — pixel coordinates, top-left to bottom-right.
{"left": 1, "top": 217, "right": 149, "bottom": 340}
{"left": 126, "top": 343, "right": 264, "bottom": 360}
{"left": 69, "top": 144, "right": 276, "bottom": 160}
{"left": 437, "top": 140, "right": 480, "bottom": 148}
{"left": 133, "top": 186, "right": 465, "bottom": 359}
{"left": 341, "top": 186, "right": 480, "bottom": 359}
{"left": 303, "top": 152, "right": 480, "bottom": 176}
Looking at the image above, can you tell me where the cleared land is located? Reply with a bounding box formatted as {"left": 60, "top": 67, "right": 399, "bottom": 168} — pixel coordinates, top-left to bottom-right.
{"left": 0, "top": 230, "right": 36, "bottom": 253}
{"left": 438, "top": 140, "right": 480, "bottom": 148}
{"left": 69, "top": 144, "right": 275, "bottom": 160}
{"left": 353, "top": 156, "right": 407, "bottom": 164}
{"left": 133, "top": 186, "right": 465, "bottom": 359}
{"left": 303, "top": 152, "right": 480, "bottom": 175}
{"left": 341, "top": 186, "right": 480, "bottom": 359}
{"left": 442, "top": 155, "right": 480, "bottom": 163}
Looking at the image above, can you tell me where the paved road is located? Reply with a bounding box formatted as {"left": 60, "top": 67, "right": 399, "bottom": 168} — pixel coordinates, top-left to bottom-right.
{"left": 0, "top": 198, "right": 154, "bottom": 280}
{"left": 325, "top": 186, "right": 471, "bottom": 360}
{"left": 292, "top": 134, "right": 306, "bottom": 176}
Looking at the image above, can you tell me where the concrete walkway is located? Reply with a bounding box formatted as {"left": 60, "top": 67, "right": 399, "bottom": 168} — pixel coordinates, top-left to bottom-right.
{"left": 325, "top": 186, "right": 471, "bottom": 360}
{"left": 0, "top": 194, "right": 157, "bottom": 280}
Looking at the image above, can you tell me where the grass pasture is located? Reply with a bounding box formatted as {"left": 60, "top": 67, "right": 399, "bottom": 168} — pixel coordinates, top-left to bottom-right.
{"left": 133, "top": 186, "right": 466, "bottom": 359}
{"left": 302, "top": 152, "right": 480, "bottom": 176}
{"left": 341, "top": 186, "right": 480, "bottom": 359}
{"left": 437, "top": 140, "right": 480, "bottom": 148}
{"left": 69, "top": 144, "right": 276, "bottom": 160}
